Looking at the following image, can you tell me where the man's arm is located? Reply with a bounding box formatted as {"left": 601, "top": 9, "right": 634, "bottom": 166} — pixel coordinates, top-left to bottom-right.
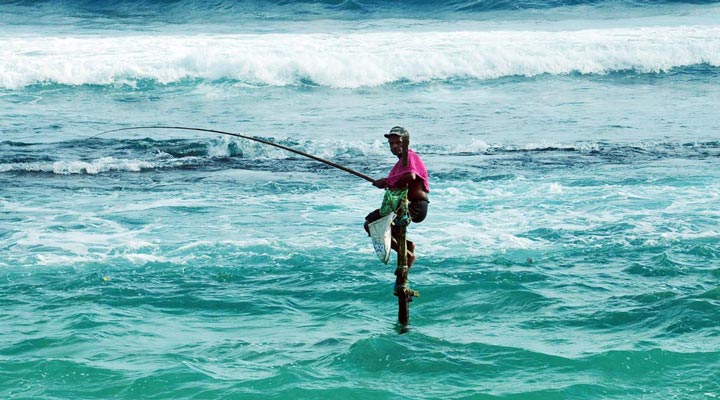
{"left": 390, "top": 172, "right": 417, "bottom": 189}
{"left": 375, "top": 172, "right": 418, "bottom": 190}
{"left": 372, "top": 178, "right": 388, "bottom": 188}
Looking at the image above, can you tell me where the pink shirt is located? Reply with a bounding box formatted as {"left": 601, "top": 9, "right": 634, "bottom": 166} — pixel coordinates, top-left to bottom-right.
{"left": 386, "top": 149, "right": 430, "bottom": 192}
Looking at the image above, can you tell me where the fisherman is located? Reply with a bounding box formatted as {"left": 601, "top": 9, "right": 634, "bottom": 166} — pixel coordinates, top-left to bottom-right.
{"left": 364, "top": 126, "right": 430, "bottom": 268}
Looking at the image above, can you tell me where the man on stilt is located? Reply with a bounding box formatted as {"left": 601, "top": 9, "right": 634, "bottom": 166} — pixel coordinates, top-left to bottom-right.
{"left": 364, "top": 126, "right": 430, "bottom": 292}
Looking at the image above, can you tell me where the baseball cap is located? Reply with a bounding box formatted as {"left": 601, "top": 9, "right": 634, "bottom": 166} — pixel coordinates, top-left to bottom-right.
{"left": 384, "top": 126, "right": 410, "bottom": 138}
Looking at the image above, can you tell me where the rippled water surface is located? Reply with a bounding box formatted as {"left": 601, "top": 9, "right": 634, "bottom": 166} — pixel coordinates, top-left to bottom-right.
{"left": 2, "top": 0, "right": 720, "bottom": 398}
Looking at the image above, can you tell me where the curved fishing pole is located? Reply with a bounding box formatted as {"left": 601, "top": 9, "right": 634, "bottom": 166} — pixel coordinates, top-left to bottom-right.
{"left": 96, "top": 126, "right": 375, "bottom": 183}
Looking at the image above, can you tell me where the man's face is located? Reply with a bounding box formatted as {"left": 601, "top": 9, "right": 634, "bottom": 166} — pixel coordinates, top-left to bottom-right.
{"left": 388, "top": 135, "right": 403, "bottom": 157}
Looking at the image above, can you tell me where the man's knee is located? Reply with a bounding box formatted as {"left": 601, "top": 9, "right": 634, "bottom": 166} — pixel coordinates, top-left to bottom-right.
{"left": 364, "top": 209, "right": 382, "bottom": 235}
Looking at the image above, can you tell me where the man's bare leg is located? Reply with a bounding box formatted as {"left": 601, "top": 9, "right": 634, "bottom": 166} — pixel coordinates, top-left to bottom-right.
{"left": 390, "top": 238, "right": 416, "bottom": 269}
{"left": 407, "top": 241, "right": 415, "bottom": 269}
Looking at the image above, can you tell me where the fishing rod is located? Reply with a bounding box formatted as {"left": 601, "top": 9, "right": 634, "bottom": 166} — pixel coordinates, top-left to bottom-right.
{"left": 96, "top": 126, "right": 375, "bottom": 183}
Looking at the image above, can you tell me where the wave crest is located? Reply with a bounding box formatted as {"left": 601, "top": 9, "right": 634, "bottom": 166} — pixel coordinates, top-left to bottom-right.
{"left": 0, "top": 157, "right": 155, "bottom": 175}
{"left": 2, "top": 138, "right": 719, "bottom": 175}
{"left": 2, "top": 26, "right": 719, "bottom": 89}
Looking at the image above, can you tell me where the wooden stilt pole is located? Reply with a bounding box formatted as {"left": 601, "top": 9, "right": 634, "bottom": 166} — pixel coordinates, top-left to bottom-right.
{"left": 395, "top": 200, "right": 411, "bottom": 326}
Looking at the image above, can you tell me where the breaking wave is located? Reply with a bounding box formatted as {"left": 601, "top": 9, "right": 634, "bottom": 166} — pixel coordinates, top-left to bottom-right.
{"left": 1, "top": 26, "right": 719, "bottom": 89}
{"left": 2, "top": 137, "right": 718, "bottom": 175}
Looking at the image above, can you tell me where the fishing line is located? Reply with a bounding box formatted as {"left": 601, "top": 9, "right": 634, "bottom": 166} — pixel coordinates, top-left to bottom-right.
{"left": 95, "top": 126, "right": 375, "bottom": 182}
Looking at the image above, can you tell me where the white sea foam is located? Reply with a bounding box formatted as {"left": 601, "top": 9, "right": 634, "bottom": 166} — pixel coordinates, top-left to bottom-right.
{"left": 10, "top": 217, "right": 159, "bottom": 266}
{"left": 108, "top": 198, "right": 206, "bottom": 213}
{"left": 1, "top": 26, "right": 719, "bottom": 89}
{"left": 0, "top": 157, "right": 154, "bottom": 174}
{"left": 447, "top": 139, "right": 491, "bottom": 153}
{"left": 173, "top": 239, "right": 274, "bottom": 253}
{"left": 548, "top": 182, "right": 563, "bottom": 194}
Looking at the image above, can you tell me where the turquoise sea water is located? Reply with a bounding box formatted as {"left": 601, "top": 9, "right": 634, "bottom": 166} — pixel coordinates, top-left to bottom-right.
{"left": 2, "top": 0, "right": 720, "bottom": 398}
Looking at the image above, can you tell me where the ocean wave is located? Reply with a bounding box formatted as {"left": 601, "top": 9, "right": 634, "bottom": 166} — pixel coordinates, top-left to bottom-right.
{"left": 423, "top": 140, "right": 720, "bottom": 160}
{"left": 4, "top": 0, "right": 720, "bottom": 17}
{"left": 0, "top": 157, "right": 155, "bottom": 175}
{"left": 2, "top": 137, "right": 719, "bottom": 175}
{"left": 0, "top": 135, "right": 383, "bottom": 175}
{"left": 1, "top": 26, "right": 719, "bottom": 89}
